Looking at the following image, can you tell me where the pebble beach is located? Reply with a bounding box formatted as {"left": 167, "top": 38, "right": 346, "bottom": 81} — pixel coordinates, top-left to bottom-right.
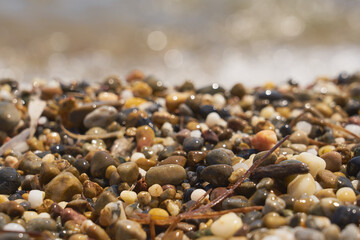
{"left": 0, "top": 71, "right": 360, "bottom": 239}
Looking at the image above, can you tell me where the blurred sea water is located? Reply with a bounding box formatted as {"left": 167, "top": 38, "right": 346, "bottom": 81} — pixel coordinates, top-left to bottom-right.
{"left": 0, "top": 0, "right": 360, "bottom": 88}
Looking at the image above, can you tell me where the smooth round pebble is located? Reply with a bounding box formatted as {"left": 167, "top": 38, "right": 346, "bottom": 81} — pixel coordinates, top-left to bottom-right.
{"left": 28, "top": 190, "right": 44, "bottom": 209}
{"left": 210, "top": 212, "right": 243, "bottom": 238}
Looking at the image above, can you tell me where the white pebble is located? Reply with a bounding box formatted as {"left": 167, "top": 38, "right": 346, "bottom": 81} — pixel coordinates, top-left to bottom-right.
{"left": 190, "top": 130, "right": 202, "bottom": 138}
{"left": 307, "top": 148, "right": 318, "bottom": 156}
{"left": 296, "top": 121, "right": 312, "bottom": 135}
{"left": 131, "top": 152, "right": 146, "bottom": 162}
{"left": 205, "top": 112, "right": 220, "bottom": 127}
{"left": 151, "top": 144, "right": 164, "bottom": 154}
{"left": 38, "top": 116, "right": 47, "bottom": 125}
{"left": 260, "top": 106, "right": 275, "bottom": 119}
{"left": 3, "top": 223, "right": 25, "bottom": 232}
{"left": 121, "top": 89, "right": 133, "bottom": 100}
{"left": 297, "top": 152, "right": 326, "bottom": 177}
{"left": 23, "top": 211, "right": 39, "bottom": 222}
{"left": 190, "top": 189, "right": 209, "bottom": 202}
{"left": 210, "top": 212, "right": 243, "bottom": 238}
{"left": 28, "top": 190, "right": 44, "bottom": 209}
{"left": 161, "top": 122, "right": 173, "bottom": 136}
{"left": 288, "top": 173, "right": 316, "bottom": 199}
{"left": 58, "top": 201, "right": 68, "bottom": 209}
{"left": 345, "top": 124, "right": 360, "bottom": 138}
{"left": 335, "top": 137, "right": 346, "bottom": 144}
{"left": 315, "top": 181, "right": 323, "bottom": 193}
{"left": 162, "top": 137, "right": 175, "bottom": 146}
{"left": 213, "top": 94, "right": 226, "bottom": 109}
{"left": 290, "top": 109, "right": 303, "bottom": 118}
{"left": 199, "top": 123, "right": 209, "bottom": 132}
{"left": 352, "top": 180, "right": 359, "bottom": 190}
{"left": 139, "top": 168, "right": 147, "bottom": 177}
{"left": 38, "top": 212, "right": 51, "bottom": 218}
{"left": 148, "top": 184, "right": 163, "bottom": 197}
{"left": 120, "top": 190, "right": 138, "bottom": 204}
{"left": 232, "top": 162, "right": 249, "bottom": 171}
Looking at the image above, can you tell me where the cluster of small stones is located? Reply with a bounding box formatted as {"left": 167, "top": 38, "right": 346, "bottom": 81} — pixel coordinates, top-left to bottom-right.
{"left": 0, "top": 72, "right": 360, "bottom": 239}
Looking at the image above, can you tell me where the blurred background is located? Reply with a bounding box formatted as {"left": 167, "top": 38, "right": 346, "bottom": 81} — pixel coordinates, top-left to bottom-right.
{"left": 0, "top": 0, "right": 360, "bottom": 88}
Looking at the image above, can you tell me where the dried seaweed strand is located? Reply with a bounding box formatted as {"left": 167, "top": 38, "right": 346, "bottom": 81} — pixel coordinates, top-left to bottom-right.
{"left": 61, "top": 124, "right": 124, "bottom": 140}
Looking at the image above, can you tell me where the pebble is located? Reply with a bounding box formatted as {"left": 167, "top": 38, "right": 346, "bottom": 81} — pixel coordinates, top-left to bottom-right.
{"left": 288, "top": 173, "right": 316, "bottom": 199}
{"left": 115, "top": 219, "right": 147, "bottom": 240}
{"left": 0, "top": 101, "right": 21, "bottom": 132}
{"left": 210, "top": 212, "right": 243, "bottom": 238}
{"left": 230, "top": 83, "right": 246, "bottom": 99}
{"left": 45, "top": 172, "right": 83, "bottom": 202}
{"left": 136, "top": 125, "right": 155, "bottom": 151}
{"left": 26, "top": 218, "right": 57, "bottom": 232}
{"left": 28, "top": 190, "right": 44, "bottom": 209}
{"left": 145, "top": 164, "right": 186, "bottom": 186}
{"left": 321, "top": 151, "right": 342, "bottom": 172}
{"left": 346, "top": 156, "right": 360, "bottom": 177}
{"left": 294, "top": 227, "right": 325, "bottom": 240}
{"left": 296, "top": 121, "right": 312, "bottom": 135}
{"left": 297, "top": 152, "right": 326, "bottom": 177}
{"left": 323, "top": 224, "right": 341, "bottom": 240}
{"left": 117, "top": 162, "right": 139, "bottom": 184}
{"left": 206, "top": 148, "right": 232, "bottom": 166}
{"left": 331, "top": 205, "right": 360, "bottom": 229}
{"left": 263, "top": 212, "right": 287, "bottom": 228}
{"left": 317, "top": 170, "right": 337, "bottom": 189}
{"left": 148, "top": 184, "right": 163, "bottom": 197}
{"left": 90, "top": 151, "right": 119, "bottom": 178}
{"left": 0, "top": 167, "right": 21, "bottom": 194}
{"left": 148, "top": 208, "right": 169, "bottom": 220}
{"left": 120, "top": 190, "right": 138, "bottom": 204}
{"left": 251, "top": 130, "right": 277, "bottom": 151}
{"left": 83, "top": 105, "right": 117, "bottom": 129}
{"left": 3, "top": 223, "right": 26, "bottom": 232}
{"left": 206, "top": 112, "right": 226, "bottom": 128}
{"left": 345, "top": 124, "right": 360, "bottom": 137}
{"left": 289, "top": 130, "right": 309, "bottom": 145}
{"left": 183, "top": 137, "right": 204, "bottom": 152}
{"left": 200, "top": 164, "right": 233, "bottom": 187}
{"left": 339, "top": 223, "right": 360, "bottom": 240}
{"left": 159, "top": 155, "right": 187, "bottom": 167}
{"left": 336, "top": 187, "right": 356, "bottom": 202}
{"left": 190, "top": 189, "right": 209, "bottom": 202}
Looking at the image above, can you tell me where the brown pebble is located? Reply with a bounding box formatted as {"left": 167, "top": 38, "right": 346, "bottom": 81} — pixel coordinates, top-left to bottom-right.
{"left": 136, "top": 125, "right": 155, "bottom": 151}
{"left": 83, "top": 180, "right": 104, "bottom": 199}
{"left": 187, "top": 151, "right": 206, "bottom": 166}
{"left": 227, "top": 117, "right": 247, "bottom": 132}
{"left": 321, "top": 151, "right": 342, "bottom": 172}
{"left": 289, "top": 130, "right": 309, "bottom": 145}
{"left": 86, "top": 224, "right": 111, "bottom": 240}
{"left": 315, "top": 189, "right": 336, "bottom": 199}
{"left": 159, "top": 156, "right": 187, "bottom": 167}
{"left": 316, "top": 170, "right": 338, "bottom": 189}
{"left": 0, "top": 201, "right": 24, "bottom": 218}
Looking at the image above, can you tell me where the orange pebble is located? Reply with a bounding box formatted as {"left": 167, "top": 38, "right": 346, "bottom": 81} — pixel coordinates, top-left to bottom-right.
{"left": 251, "top": 130, "right": 277, "bottom": 151}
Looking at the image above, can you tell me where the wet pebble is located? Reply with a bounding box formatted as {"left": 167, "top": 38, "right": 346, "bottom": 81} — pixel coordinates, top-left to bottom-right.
{"left": 0, "top": 101, "right": 21, "bottom": 132}
{"left": 183, "top": 137, "right": 204, "bottom": 152}
{"left": 45, "top": 172, "right": 83, "bottom": 202}
{"left": 145, "top": 164, "right": 186, "bottom": 186}
{"left": 0, "top": 167, "right": 21, "bottom": 195}
{"left": 205, "top": 148, "right": 232, "bottom": 166}
{"left": 200, "top": 164, "right": 233, "bottom": 187}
